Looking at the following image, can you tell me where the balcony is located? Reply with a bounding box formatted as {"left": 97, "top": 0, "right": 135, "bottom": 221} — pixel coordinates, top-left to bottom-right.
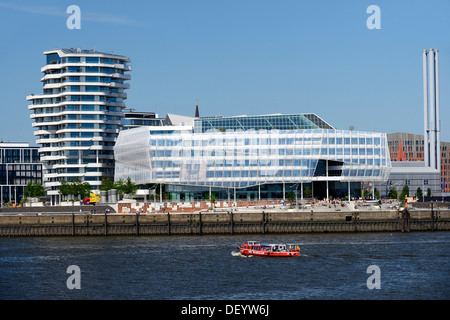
{"left": 113, "top": 64, "right": 132, "bottom": 72}
{"left": 111, "top": 73, "right": 131, "bottom": 80}
{"left": 109, "top": 82, "right": 130, "bottom": 89}
{"left": 41, "top": 155, "right": 66, "bottom": 161}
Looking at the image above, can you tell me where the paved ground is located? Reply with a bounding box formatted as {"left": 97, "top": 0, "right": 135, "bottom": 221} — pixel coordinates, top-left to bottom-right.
{"left": 0, "top": 204, "right": 116, "bottom": 214}
{"left": 206, "top": 200, "right": 401, "bottom": 213}
{"left": 0, "top": 201, "right": 447, "bottom": 215}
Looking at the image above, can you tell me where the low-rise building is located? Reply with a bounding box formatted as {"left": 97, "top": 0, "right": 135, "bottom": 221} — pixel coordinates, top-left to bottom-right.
{"left": 0, "top": 142, "right": 42, "bottom": 206}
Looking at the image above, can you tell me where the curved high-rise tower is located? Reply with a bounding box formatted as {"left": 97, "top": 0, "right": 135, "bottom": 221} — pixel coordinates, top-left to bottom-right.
{"left": 27, "top": 48, "right": 131, "bottom": 204}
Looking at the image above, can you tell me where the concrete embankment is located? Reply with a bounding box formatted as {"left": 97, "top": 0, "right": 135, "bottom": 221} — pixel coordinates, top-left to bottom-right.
{"left": 0, "top": 209, "right": 448, "bottom": 237}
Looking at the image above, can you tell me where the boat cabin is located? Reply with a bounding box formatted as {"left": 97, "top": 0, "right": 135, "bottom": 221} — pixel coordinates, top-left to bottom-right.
{"left": 238, "top": 241, "right": 300, "bottom": 257}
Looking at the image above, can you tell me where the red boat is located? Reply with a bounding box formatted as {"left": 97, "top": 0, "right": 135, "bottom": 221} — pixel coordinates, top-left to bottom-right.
{"left": 238, "top": 241, "right": 300, "bottom": 257}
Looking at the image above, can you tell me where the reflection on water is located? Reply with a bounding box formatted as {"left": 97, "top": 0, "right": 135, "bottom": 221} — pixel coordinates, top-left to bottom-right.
{"left": 0, "top": 232, "right": 449, "bottom": 300}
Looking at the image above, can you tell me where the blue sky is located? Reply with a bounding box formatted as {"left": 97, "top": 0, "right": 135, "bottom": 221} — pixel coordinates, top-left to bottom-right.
{"left": 0, "top": 0, "right": 449, "bottom": 145}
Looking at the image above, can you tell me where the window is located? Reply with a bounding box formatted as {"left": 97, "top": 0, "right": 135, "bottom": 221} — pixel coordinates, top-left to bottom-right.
{"left": 85, "top": 76, "right": 99, "bottom": 82}
{"left": 86, "top": 57, "right": 99, "bottom": 63}
{"left": 68, "top": 66, "right": 82, "bottom": 73}
{"left": 68, "top": 57, "right": 80, "bottom": 63}
{"left": 81, "top": 105, "right": 95, "bottom": 111}
{"left": 86, "top": 66, "right": 99, "bottom": 73}
{"left": 81, "top": 114, "right": 95, "bottom": 120}
{"left": 86, "top": 86, "right": 99, "bottom": 92}
{"left": 81, "top": 95, "right": 95, "bottom": 101}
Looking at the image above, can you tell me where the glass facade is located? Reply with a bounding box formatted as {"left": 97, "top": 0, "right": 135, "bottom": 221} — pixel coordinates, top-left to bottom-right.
{"left": 0, "top": 143, "right": 42, "bottom": 205}
{"left": 115, "top": 121, "right": 391, "bottom": 199}
{"left": 194, "top": 113, "right": 334, "bottom": 133}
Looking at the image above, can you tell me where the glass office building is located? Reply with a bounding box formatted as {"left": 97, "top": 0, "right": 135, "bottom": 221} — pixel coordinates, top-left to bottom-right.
{"left": 115, "top": 113, "right": 391, "bottom": 201}
{"left": 27, "top": 48, "right": 131, "bottom": 204}
{"left": 0, "top": 143, "right": 42, "bottom": 206}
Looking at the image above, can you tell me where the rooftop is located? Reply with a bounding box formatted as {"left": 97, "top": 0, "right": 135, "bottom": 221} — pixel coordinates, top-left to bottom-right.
{"left": 43, "top": 48, "right": 130, "bottom": 61}
{"left": 194, "top": 113, "right": 335, "bottom": 133}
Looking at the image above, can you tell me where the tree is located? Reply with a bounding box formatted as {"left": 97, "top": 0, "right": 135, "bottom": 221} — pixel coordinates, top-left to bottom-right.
{"left": 76, "top": 181, "right": 92, "bottom": 199}
{"left": 70, "top": 179, "right": 84, "bottom": 199}
{"left": 34, "top": 183, "right": 45, "bottom": 198}
{"left": 24, "top": 182, "right": 45, "bottom": 199}
{"left": 388, "top": 187, "right": 398, "bottom": 200}
{"left": 286, "top": 190, "right": 296, "bottom": 203}
{"left": 304, "top": 186, "right": 312, "bottom": 198}
{"left": 24, "top": 182, "right": 33, "bottom": 199}
{"left": 59, "top": 180, "right": 71, "bottom": 201}
{"left": 416, "top": 187, "right": 423, "bottom": 200}
{"left": 399, "top": 185, "right": 410, "bottom": 202}
{"left": 210, "top": 193, "right": 216, "bottom": 208}
{"left": 427, "top": 188, "right": 432, "bottom": 197}
{"left": 58, "top": 179, "right": 91, "bottom": 201}
{"left": 119, "top": 177, "right": 138, "bottom": 196}
{"left": 114, "top": 179, "right": 125, "bottom": 194}
{"left": 100, "top": 178, "right": 115, "bottom": 191}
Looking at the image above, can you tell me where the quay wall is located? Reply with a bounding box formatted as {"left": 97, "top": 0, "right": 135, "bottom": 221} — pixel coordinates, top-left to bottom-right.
{"left": 0, "top": 209, "right": 449, "bottom": 237}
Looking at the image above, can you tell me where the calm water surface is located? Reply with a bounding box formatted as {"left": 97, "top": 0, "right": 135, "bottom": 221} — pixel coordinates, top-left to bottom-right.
{"left": 0, "top": 232, "right": 449, "bottom": 300}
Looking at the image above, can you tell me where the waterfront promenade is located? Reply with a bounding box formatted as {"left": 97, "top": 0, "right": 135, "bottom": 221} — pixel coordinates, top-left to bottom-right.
{"left": 0, "top": 200, "right": 448, "bottom": 237}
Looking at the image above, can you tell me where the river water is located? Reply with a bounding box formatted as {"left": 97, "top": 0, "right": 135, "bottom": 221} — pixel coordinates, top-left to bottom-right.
{"left": 0, "top": 232, "right": 449, "bottom": 300}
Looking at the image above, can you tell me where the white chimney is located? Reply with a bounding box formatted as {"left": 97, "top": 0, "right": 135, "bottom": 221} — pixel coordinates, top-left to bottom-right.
{"left": 422, "top": 48, "right": 440, "bottom": 171}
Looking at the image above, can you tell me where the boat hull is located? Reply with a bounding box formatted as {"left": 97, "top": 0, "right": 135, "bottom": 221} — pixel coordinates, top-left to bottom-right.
{"left": 239, "top": 250, "right": 300, "bottom": 257}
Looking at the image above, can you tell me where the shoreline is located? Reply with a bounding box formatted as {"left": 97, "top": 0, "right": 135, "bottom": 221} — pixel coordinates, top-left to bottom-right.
{"left": 0, "top": 206, "right": 448, "bottom": 237}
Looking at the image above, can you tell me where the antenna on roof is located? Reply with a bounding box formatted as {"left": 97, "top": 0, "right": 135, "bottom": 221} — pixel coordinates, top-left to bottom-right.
{"left": 195, "top": 98, "right": 199, "bottom": 118}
